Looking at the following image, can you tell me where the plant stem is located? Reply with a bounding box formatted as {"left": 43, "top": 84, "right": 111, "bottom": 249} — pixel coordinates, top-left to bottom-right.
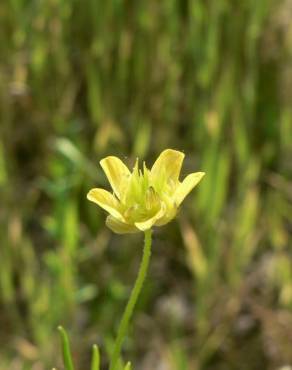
{"left": 109, "top": 229, "right": 153, "bottom": 370}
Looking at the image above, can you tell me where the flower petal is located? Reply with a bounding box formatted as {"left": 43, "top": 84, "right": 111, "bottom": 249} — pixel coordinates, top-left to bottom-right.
{"left": 174, "top": 172, "right": 205, "bottom": 206}
{"left": 150, "top": 149, "right": 185, "bottom": 183}
{"left": 106, "top": 216, "right": 139, "bottom": 234}
{"left": 87, "top": 188, "right": 123, "bottom": 219}
{"left": 155, "top": 203, "right": 177, "bottom": 226}
{"left": 100, "top": 156, "right": 131, "bottom": 199}
{"left": 134, "top": 206, "right": 166, "bottom": 231}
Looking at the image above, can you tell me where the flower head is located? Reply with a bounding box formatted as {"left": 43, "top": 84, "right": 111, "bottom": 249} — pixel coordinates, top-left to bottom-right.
{"left": 87, "top": 149, "right": 205, "bottom": 234}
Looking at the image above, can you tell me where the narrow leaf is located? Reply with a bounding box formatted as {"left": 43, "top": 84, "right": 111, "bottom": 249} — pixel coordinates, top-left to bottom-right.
{"left": 58, "top": 326, "right": 75, "bottom": 370}
{"left": 91, "top": 344, "right": 100, "bottom": 370}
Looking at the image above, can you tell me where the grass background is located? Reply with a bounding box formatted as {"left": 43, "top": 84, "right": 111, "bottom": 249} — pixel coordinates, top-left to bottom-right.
{"left": 0, "top": 0, "right": 292, "bottom": 369}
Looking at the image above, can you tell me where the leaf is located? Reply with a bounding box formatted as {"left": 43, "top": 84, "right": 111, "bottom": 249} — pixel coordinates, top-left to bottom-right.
{"left": 91, "top": 344, "right": 100, "bottom": 370}
{"left": 124, "top": 362, "right": 132, "bottom": 370}
{"left": 58, "top": 326, "right": 75, "bottom": 370}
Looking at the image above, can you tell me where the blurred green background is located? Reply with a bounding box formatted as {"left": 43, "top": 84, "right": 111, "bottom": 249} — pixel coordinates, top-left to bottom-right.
{"left": 1, "top": 0, "right": 292, "bottom": 369}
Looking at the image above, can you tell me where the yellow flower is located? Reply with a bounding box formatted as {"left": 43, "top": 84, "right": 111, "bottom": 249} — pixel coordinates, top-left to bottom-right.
{"left": 87, "top": 149, "right": 205, "bottom": 234}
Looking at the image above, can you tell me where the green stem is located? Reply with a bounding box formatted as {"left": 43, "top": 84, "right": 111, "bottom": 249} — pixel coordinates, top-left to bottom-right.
{"left": 109, "top": 229, "right": 153, "bottom": 370}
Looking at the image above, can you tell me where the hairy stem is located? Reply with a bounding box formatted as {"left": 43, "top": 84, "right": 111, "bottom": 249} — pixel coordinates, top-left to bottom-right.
{"left": 109, "top": 229, "right": 153, "bottom": 370}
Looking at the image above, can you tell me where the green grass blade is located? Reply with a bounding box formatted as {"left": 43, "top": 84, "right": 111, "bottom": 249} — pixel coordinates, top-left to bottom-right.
{"left": 91, "top": 344, "right": 100, "bottom": 370}
{"left": 124, "top": 362, "right": 132, "bottom": 370}
{"left": 58, "top": 326, "right": 75, "bottom": 370}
